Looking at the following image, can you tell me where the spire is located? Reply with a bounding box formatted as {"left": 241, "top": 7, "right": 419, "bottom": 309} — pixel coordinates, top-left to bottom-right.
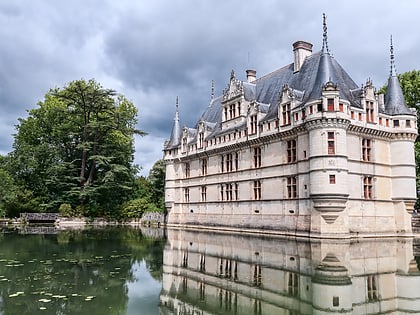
{"left": 384, "top": 37, "right": 411, "bottom": 115}
{"left": 167, "top": 96, "right": 182, "bottom": 148}
{"left": 390, "top": 35, "right": 397, "bottom": 77}
{"left": 322, "top": 13, "right": 330, "bottom": 55}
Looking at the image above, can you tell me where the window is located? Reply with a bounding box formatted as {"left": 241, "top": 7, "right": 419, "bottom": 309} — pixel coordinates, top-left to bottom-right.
{"left": 282, "top": 103, "right": 291, "bottom": 125}
{"left": 295, "top": 113, "right": 299, "bottom": 121}
{"left": 201, "top": 158, "right": 208, "bottom": 175}
{"left": 254, "top": 147, "right": 262, "bottom": 168}
{"left": 235, "top": 152, "right": 239, "bottom": 170}
{"left": 198, "top": 132, "right": 204, "bottom": 148}
{"left": 287, "top": 177, "right": 297, "bottom": 198}
{"left": 327, "top": 132, "right": 335, "bottom": 155}
{"left": 184, "top": 188, "right": 190, "bottom": 202}
{"left": 327, "top": 98, "right": 334, "bottom": 111}
{"left": 249, "top": 115, "right": 258, "bottom": 134}
{"left": 226, "top": 153, "right": 233, "bottom": 172}
{"left": 182, "top": 137, "right": 187, "bottom": 152}
{"left": 366, "top": 101, "right": 374, "bottom": 122}
{"left": 234, "top": 183, "right": 239, "bottom": 200}
{"left": 220, "top": 185, "right": 224, "bottom": 201}
{"left": 287, "top": 272, "right": 299, "bottom": 297}
{"left": 317, "top": 103, "right": 323, "bottom": 112}
{"left": 302, "top": 109, "right": 306, "bottom": 119}
{"left": 225, "top": 183, "right": 233, "bottom": 201}
{"left": 329, "top": 174, "right": 336, "bottom": 184}
{"left": 237, "top": 102, "right": 241, "bottom": 115}
{"left": 201, "top": 186, "right": 207, "bottom": 202}
{"left": 287, "top": 140, "right": 297, "bottom": 163}
{"left": 309, "top": 106, "right": 313, "bottom": 114}
{"left": 351, "top": 111, "right": 354, "bottom": 119}
{"left": 224, "top": 107, "right": 228, "bottom": 121}
{"left": 362, "top": 139, "right": 371, "bottom": 161}
{"left": 367, "top": 276, "right": 378, "bottom": 301}
{"left": 363, "top": 176, "right": 373, "bottom": 199}
{"left": 253, "top": 264, "right": 262, "bottom": 287}
{"left": 379, "top": 117, "right": 382, "bottom": 125}
{"left": 229, "top": 104, "right": 236, "bottom": 119}
{"left": 393, "top": 120, "right": 400, "bottom": 127}
{"left": 406, "top": 120, "right": 411, "bottom": 127}
{"left": 185, "top": 162, "right": 190, "bottom": 178}
{"left": 253, "top": 180, "right": 261, "bottom": 200}
{"left": 220, "top": 155, "right": 224, "bottom": 173}
{"left": 339, "top": 103, "right": 344, "bottom": 112}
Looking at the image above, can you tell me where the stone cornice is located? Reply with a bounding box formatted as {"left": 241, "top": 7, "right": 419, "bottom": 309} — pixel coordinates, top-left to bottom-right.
{"left": 304, "top": 117, "right": 350, "bottom": 131}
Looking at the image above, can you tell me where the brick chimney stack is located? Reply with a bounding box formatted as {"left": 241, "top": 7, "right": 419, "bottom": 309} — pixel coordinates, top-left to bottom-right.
{"left": 293, "top": 41, "right": 313, "bottom": 72}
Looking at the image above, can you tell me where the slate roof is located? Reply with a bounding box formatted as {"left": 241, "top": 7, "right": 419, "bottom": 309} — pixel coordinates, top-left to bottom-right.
{"left": 165, "top": 41, "right": 413, "bottom": 149}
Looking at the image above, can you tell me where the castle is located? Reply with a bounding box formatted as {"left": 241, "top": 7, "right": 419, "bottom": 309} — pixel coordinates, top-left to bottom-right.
{"left": 163, "top": 17, "right": 417, "bottom": 238}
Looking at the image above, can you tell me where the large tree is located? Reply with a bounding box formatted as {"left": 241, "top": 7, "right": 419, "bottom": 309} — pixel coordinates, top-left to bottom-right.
{"left": 8, "top": 79, "right": 145, "bottom": 216}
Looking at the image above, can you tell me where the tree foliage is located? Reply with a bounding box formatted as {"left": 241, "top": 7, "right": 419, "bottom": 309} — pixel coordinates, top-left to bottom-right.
{"left": 4, "top": 79, "right": 145, "bottom": 217}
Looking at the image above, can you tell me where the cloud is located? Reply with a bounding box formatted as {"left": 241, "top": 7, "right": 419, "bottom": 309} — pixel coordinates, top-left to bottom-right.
{"left": 0, "top": 0, "right": 419, "bottom": 176}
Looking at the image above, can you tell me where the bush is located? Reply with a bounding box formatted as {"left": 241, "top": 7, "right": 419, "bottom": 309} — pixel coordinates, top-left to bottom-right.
{"left": 120, "top": 198, "right": 158, "bottom": 219}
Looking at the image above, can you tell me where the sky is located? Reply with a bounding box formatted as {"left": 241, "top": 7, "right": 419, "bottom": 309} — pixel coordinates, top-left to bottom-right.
{"left": 0, "top": 1, "right": 419, "bottom": 176}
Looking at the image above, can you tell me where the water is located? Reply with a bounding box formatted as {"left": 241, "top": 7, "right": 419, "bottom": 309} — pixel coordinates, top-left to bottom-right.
{"left": 1, "top": 226, "right": 420, "bottom": 314}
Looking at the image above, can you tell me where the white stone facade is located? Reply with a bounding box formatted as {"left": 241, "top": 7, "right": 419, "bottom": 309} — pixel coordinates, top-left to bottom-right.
{"left": 163, "top": 36, "right": 417, "bottom": 238}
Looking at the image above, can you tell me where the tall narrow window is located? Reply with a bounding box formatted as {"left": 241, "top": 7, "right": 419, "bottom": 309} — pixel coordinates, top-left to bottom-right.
{"left": 282, "top": 103, "right": 291, "bottom": 125}
{"left": 253, "top": 180, "right": 261, "bottom": 200}
{"left": 229, "top": 104, "right": 236, "bottom": 119}
{"left": 287, "top": 272, "right": 299, "bottom": 297}
{"left": 220, "top": 155, "right": 224, "bottom": 173}
{"left": 327, "top": 132, "right": 335, "bottom": 155}
{"left": 198, "top": 132, "right": 204, "bottom": 148}
{"left": 287, "top": 139, "right": 297, "bottom": 163}
{"left": 366, "top": 101, "right": 374, "bottom": 123}
{"left": 235, "top": 152, "right": 239, "bottom": 170}
{"left": 184, "top": 188, "right": 190, "bottom": 203}
{"left": 225, "top": 183, "right": 232, "bottom": 201}
{"left": 253, "top": 264, "right": 262, "bottom": 287}
{"left": 226, "top": 153, "right": 233, "bottom": 172}
{"left": 182, "top": 137, "right": 187, "bottom": 152}
{"left": 339, "top": 103, "right": 344, "bottom": 112}
{"left": 250, "top": 115, "right": 258, "bottom": 134}
{"left": 234, "top": 183, "right": 239, "bottom": 200}
{"left": 254, "top": 147, "right": 262, "bottom": 168}
{"left": 367, "top": 276, "right": 378, "bottom": 301}
{"left": 201, "top": 158, "right": 208, "bottom": 175}
{"left": 287, "top": 177, "right": 297, "bottom": 198}
{"left": 201, "top": 186, "right": 207, "bottom": 202}
{"left": 327, "top": 98, "right": 334, "bottom": 111}
{"left": 362, "top": 139, "right": 371, "bottom": 161}
{"left": 220, "top": 185, "right": 224, "bottom": 201}
{"left": 363, "top": 176, "right": 373, "bottom": 199}
{"left": 185, "top": 162, "right": 190, "bottom": 178}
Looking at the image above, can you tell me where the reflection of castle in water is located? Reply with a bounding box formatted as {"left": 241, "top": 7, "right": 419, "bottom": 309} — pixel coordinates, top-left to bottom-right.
{"left": 160, "top": 229, "right": 420, "bottom": 314}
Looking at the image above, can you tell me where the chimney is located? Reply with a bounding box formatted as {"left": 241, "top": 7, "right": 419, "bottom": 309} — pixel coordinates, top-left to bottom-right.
{"left": 293, "top": 41, "right": 313, "bottom": 72}
{"left": 246, "top": 69, "right": 257, "bottom": 83}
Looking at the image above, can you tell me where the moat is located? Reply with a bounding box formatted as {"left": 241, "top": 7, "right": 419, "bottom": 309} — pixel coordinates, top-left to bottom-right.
{"left": 1, "top": 226, "right": 419, "bottom": 314}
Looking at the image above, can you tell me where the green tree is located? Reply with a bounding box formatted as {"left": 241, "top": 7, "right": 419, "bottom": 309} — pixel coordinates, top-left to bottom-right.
{"left": 8, "top": 79, "right": 145, "bottom": 216}
{"left": 148, "top": 159, "right": 166, "bottom": 211}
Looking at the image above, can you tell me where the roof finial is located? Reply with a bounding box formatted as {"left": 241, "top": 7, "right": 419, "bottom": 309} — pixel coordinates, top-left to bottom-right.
{"left": 211, "top": 80, "right": 215, "bottom": 100}
{"left": 175, "top": 96, "right": 179, "bottom": 120}
{"left": 390, "top": 35, "right": 397, "bottom": 77}
{"left": 322, "top": 13, "right": 330, "bottom": 54}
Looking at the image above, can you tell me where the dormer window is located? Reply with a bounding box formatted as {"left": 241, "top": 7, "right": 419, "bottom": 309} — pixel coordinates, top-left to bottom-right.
{"left": 198, "top": 132, "right": 204, "bottom": 148}
{"left": 281, "top": 103, "right": 291, "bottom": 126}
{"left": 366, "top": 101, "right": 374, "bottom": 123}
{"left": 229, "top": 104, "right": 236, "bottom": 119}
{"left": 250, "top": 115, "right": 258, "bottom": 134}
{"left": 327, "top": 98, "right": 334, "bottom": 111}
